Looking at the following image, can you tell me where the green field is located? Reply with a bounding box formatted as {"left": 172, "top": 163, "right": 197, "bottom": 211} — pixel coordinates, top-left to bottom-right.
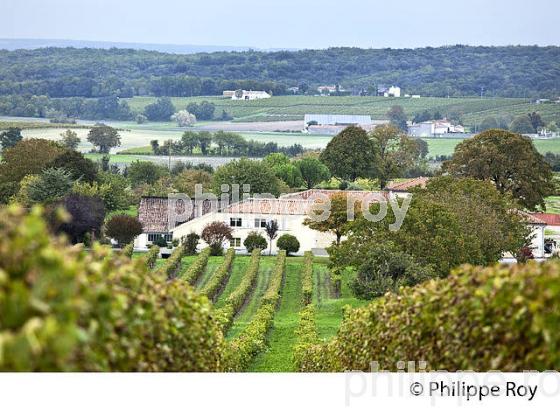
{"left": 123, "top": 95, "right": 560, "bottom": 126}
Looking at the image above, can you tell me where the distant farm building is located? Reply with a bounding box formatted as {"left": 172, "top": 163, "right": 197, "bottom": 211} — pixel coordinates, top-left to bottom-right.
{"left": 408, "top": 119, "right": 465, "bottom": 137}
{"left": 377, "top": 85, "right": 401, "bottom": 97}
{"left": 316, "top": 85, "right": 347, "bottom": 95}
{"left": 223, "top": 90, "right": 271, "bottom": 100}
{"left": 304, "top": 114, "right": 373, "bottom": 134}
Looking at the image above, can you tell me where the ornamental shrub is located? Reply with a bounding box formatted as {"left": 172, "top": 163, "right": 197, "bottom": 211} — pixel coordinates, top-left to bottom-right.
{"left": 277, "top": 234, "right": 300, "bottom": 255}
{"left": 243, "top": 231, "right": 267, "bottom": 253}
{"left": 0, "top": 205, "right": 223, "bottom": 371}
{"left": 105, "top": 214, "right": 143, "bottom": 246}
{"left": 297, "top": 261, "right": 560, "bottom": 372}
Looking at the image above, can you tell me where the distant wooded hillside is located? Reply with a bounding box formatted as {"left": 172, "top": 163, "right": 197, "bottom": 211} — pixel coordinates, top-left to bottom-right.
{"left": 0, "top": 45, "right": 558, "bottom": 98}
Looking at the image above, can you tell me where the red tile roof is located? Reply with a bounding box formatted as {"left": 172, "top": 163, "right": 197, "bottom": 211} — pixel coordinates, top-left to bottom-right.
{"left": 516, "top": 210, "right": 546, "bottom": 225}
{"left": 223, "top": 190, "right": 388, "bottom": 215}
{"left": 138, "top": 197, "right": 170, "bottom": 232}
{"left": 533, "top": 213, "right": 560, "bottom": 226}
{"left": 386, "top": 177, "right": 430, "bottom": 192}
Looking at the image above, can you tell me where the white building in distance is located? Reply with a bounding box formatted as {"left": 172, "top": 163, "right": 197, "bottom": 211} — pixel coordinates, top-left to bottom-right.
{"left": 408, "top": 120, "right": 465, "bottom": 137}
{"left": 378, "top": 85, "right": 401, "bottom": 97}
{"left": 224, "top": 90, "right": 271, "bottom": 100}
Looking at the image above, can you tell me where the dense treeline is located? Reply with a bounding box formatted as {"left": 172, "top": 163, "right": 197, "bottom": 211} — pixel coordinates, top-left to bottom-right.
{"left": 150, "top": 130, "right": 305, "bottom": 157}
{"left": 0, "top": 46, "right": 558, "bottom": 99}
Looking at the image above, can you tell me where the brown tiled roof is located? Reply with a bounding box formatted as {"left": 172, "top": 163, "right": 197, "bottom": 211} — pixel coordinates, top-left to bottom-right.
{"left": 280, "top": 189, "right": 385, "bottom": 201}
{"left": 223, "top": 199, "right": 312, "bottom": 215}
{"left": 516, "top": 210, "right": 546, "bottom": 225}
{"left": 138, "top": 197, "right": 221, "bottom": 232}
{"left": 532, "top": 213, "right": 560, "bottom": 226}
{"left": 138, "top": 197, "right": 170, "bottom": 232}
{"left": 386, "top": 177, "right": 430, "bottom": 192}
{"left": 223, "top": 190, "right": 388, "bottom": 215}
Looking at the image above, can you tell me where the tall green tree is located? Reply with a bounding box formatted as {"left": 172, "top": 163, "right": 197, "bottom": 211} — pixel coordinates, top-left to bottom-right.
{"left": 509, "top": 115, "right": 535, "bottom": 134}
{"left": 87, "top": 125, "right": 121, "bottom": 154}
{"left": 59, "top": 129, "right": 80, "bottom": 150}
{"left": 320, "top": 126, "right": 376, "bottom": 182}
{"left": 47, "top": 150, "right": 98, "bottom": 183}
{"left": 387, "top": 105, "right": 408, "bottom": 131}
{"left": 0, "top": 138, "right": 64, "bottom": 202}
{"left": 212, "top": 158, "right": 281, "bottom": 197}
{"left": 25, "top": 168, "right": 73, "bottom": 204}
{"left": 442, "top": 129, "right": 554, "bottom": 210}
{"left": 479, "top": 117, "right": 499, "bottom": 131}
{"left": 369, "top": 124, "right": 417, "bottom": 188}
{"left": 127, "top": 161, "right": 169, "bottom": 187}
{"left": 0, "top": 127, "right": 23, "bottom": 150}
{"left": 330, "top": 177, "right": 529, "bottom": 278}
{"left": 143, "top": 97, "right": 176, "bottom": 121}
{"left": 295, "top": 157, "right": 330, "bottom": 189}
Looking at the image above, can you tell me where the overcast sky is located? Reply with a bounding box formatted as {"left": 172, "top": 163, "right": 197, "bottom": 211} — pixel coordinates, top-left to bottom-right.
{"left": 2, "top": 0, "right": 558, "bottom": 49}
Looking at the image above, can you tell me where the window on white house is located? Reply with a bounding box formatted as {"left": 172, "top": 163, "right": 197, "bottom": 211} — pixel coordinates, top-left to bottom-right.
{"left": 254, "top": 218, "right": 267, "bottom": 228}
{"left": 147, "top": 233, "right": 172, "bottom": 243}
{"left": 230, "top": 238, "right": 241, "bottom": 248}
{"left": 230, "top": 217, "right": 242, "bottom": 227}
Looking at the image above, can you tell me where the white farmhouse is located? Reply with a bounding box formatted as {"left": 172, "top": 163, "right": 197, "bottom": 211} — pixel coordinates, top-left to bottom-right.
{"left": 377, "top": 85, "right": 401, "bottom": 97}
{"left": 229, "top": 90, "right": 271, "bottom": 100}
{"left": 134, "top": 196, "right": 216, "bottom": 250}
{"left": 408, "top": 120, "right": 465, "bottom": 137}
{"left": 171, "top": 190, "right": 381, "bottom": 255}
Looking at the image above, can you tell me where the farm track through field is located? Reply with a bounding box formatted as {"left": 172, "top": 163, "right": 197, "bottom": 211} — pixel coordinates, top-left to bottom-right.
{"left": 248, "top": 259, "right": 303, "bottom": 371}
{"left": 226, "top": 257, "right": 275, "bottom": 339}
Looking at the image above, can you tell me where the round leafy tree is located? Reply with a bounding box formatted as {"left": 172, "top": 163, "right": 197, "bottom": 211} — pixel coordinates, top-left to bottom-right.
{"left": 442, "top": 129, "right": 554, "bottom": 210}
{"left": 277, "top": 234, "right": 300, "bottom": 255}
{"left": 243, "top": 231, "right": 267, "bottom": 252}
{"left": 202, "top": 221, "right": 233, "bottom": 256}
{"left": 105, "top": 215, "right": 143, "bottom": 246}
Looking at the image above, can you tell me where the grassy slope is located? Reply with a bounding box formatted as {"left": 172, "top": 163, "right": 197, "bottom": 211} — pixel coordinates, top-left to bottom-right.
{"left": 226, "top": 256, "right": 275, "bottom": 339}
{"left": 249, "top": 257, "right": 303, "bottom": 371}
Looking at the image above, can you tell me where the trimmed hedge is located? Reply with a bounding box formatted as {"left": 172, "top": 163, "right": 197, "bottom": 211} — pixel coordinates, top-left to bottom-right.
{"left": 0, "top": 206, "right": 224, "bottom": 371}
{"left": 224, "top": 251, "right": 286, "bottom": 371}
{"left": 179, "top": 247, "right": 211, "bottom": 284}
{"left": 293, "top": 304, "right": 319, "bottom": 372}
{"left": 200, "top": 248, "right": 235, "bottom": 301}
{"left": 154, "top": 245, "right": 187, "bottom": 279}
{"left": 302, "top": 251, "right": 313, "bottom": 305}
{"left": 297, "top": 261, "right": 560, "bottom": 372}
{"left": 144, "top": 245, "right": 160, "bottom": 269}
{"left": 215, "top": 249, "right": 261, "bottom": 330}
{"left": 121, "top": 241, "right": 134, "bottom": 258}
